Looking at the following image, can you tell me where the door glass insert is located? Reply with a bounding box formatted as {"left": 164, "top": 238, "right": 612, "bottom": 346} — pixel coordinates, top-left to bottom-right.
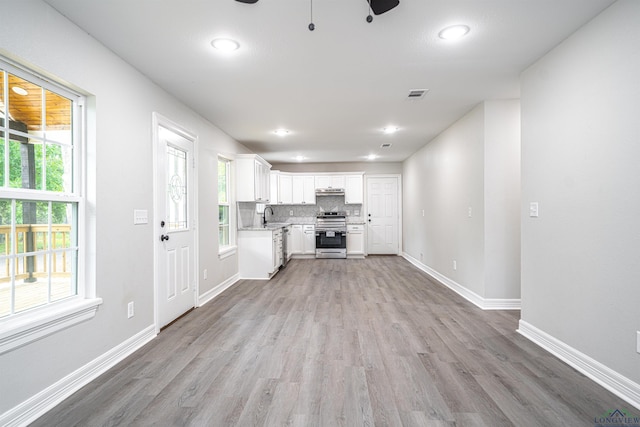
{"left": 166, "top": 144, "right": 188, "bottom": 231}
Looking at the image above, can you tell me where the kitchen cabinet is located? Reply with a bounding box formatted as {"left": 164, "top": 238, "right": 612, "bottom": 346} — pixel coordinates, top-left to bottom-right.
{"left": 290, "top": 225, "right": 303, "bottom": 254}
{"left": 236, "top": 154, "right": 271, "bottom": 203}
{"left": 347, "top": 224, "right": 365, "bottom": 257}
{"left": 278, "top": 173, "right": 293, "bottom": 204}
{"left": 272, "top": 228, "right": 283, "bottom": 272}
{"left": 292, "top": 175, "right": 316, "bottom": 205}
{"left": 303, "top": 225, "right": 315, "bottom": 255}
{"left": 285, "top": 225, "right": 293, "bottom": 261}
{"left": 238, "top": 228, "right": 282, "bottom": 279}
{"left": 315, "top": 175, "right": 345, "bottom": 190}
{"left": 344, "top": 174, "right": 364, "bottom": 204}
{"left": 270, "top": 171, "right": 280, "bottom": 204}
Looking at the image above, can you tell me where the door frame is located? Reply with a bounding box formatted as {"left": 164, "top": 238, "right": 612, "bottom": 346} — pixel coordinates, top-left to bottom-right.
{"left": 152, "top": 112, "right": 199, "bottom": 334}
{"left": 364, "top": 174, "right": 403, "bottom": 255}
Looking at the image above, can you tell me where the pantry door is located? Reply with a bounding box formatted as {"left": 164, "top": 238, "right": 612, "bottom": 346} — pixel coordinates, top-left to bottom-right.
{"left": 153, "top": 113, "right": 197, "bottom": 330}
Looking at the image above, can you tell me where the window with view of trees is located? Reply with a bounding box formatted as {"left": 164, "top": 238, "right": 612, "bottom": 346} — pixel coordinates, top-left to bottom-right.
{"left": 218, "top": 157, "right": 231, "bottom": 250}
{"left": 0, "top": 59, "right": 82, "bottom": 318}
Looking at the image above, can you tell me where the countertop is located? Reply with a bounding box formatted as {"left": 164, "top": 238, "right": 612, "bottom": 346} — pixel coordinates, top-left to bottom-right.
{"left": 239, "top": 222, "right": 292, "bottom": 231}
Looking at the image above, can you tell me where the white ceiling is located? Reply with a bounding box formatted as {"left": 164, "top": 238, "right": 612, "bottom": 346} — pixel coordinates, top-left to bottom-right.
{"left": 45, "top": 0, "right": 614, "bottom": 164}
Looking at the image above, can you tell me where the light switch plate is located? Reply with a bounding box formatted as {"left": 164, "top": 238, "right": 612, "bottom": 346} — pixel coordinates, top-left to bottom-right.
{"left": 134, "top": 209, "right": 148, "bottom": 225}
{"left": 529, "top": 202, "right": 539, "bottom": 218}
{"left": 637, "top": 331, "right": 640, "bottom": 354}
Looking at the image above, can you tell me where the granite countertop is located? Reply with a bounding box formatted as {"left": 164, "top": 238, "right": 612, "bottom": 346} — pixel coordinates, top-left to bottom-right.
{"left": 239, "top": 222, "right": 292, "bottom": 231}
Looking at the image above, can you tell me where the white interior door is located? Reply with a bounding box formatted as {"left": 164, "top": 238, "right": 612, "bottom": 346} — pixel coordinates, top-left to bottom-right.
{"left": 154, "top": 116, "right": 196, "bottom": 330}
{"left": 367, "top": 176, "right": 399, "bottom": 255}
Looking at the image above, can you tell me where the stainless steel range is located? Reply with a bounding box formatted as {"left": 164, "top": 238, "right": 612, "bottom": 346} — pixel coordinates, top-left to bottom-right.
{"left": 315, "top": 211, "right": 347, "bottom": 259}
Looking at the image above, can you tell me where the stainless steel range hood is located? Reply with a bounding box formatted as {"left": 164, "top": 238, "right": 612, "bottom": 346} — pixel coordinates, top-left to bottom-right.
{"left": 315, "top": 188, "right": 345, "bottom": 196}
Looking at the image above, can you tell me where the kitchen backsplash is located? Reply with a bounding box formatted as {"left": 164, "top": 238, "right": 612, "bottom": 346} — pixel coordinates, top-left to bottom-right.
{"left": 237, "top": 197, "right": 363, "bottom": 228}
{"left": 269, "top": 196, "right": 363, "bottom": 224}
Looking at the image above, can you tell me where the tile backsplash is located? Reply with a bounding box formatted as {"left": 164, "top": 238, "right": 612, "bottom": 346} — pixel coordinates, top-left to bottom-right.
{"left": 237, "top": 196, "right": 363, "bottom": 228}
{"left": 269, "top": 195, "right": 363, "bottom": 224}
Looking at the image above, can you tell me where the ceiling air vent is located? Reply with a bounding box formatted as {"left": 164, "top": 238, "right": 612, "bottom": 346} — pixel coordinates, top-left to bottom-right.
{"left": 407, "top": 89, "right": 428, "bottom": 99}
{"left": 380, "top": 143, "right": 392, "bottom": 148}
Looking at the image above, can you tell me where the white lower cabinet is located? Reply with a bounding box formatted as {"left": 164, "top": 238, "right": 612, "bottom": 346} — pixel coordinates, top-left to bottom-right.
{"left": 347, "top": 224, "right": 365, "bottom": 257}
{"left": 289, "top": 224, "right": 315, "bottom": 257}
{"left": 303, "top": 225, "right": 315, "bottom": 255}
{"left": 238, "top": 228, "right": 282, "bottom": 279}
{"left": 290, "top": 225, "right": 303, "bottom": 254}
{"left": 273, "top": 229, "right": 283, "bottom": 271}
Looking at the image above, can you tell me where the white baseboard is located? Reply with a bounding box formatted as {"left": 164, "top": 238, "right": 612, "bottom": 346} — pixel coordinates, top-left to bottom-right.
{"left": 518, "top": 320, "right": 640, "bottom": 410}
{"left": 198, "top": 273, "right": 240, "bottom": 307}
{"left": 1, "top": 325, "right": 156, "bottom": 427}
{"left": 402, "top": 253, "right": 521, "bottom": 310}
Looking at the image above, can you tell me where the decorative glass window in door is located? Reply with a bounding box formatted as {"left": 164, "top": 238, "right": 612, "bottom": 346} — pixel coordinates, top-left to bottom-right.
{"left": 166, "top": 145, "right": 188, "bottom": 231}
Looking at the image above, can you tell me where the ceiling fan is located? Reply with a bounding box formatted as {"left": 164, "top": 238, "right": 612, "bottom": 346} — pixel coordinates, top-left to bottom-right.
{"left": 235, "top": 0, "right": 400, "bottom": 16}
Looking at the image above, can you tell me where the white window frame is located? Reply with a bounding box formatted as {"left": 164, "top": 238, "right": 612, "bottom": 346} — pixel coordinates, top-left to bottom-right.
{"left": 218, "top": 155, "right": 236, "bottom": 259}
{"left": 0, "top": 57, "right": 100, "bottom": 355}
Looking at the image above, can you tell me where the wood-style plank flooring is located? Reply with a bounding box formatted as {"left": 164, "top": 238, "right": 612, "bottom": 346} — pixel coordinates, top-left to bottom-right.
{"left": 32, "top": 257, "right": 630, "bottom": 426}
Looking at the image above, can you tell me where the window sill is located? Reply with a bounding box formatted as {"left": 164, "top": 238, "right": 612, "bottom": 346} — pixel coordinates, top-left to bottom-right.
{"left": 0, "top": 297, "right": 103, "bottom": 355}
{"left": 218, "top": 245, "right": 237, "bottom": 260}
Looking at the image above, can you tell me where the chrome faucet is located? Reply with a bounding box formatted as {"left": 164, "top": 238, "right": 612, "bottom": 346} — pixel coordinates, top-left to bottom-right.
{"left": 262, "top": 206, "right": 274, "bottom": 226}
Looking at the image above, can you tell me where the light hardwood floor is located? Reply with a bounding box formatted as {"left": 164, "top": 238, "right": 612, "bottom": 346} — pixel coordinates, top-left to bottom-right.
{"left": 32, "top": 257, "right": 630, "bottom": 426}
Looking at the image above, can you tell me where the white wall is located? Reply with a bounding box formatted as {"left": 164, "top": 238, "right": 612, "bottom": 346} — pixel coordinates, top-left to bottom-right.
{"left": 0, "top": 0, "right": 250, "bottom": 416}
{"left": 484, "top": 100, "right": 521, "bottom": 299}
{"left": 404, "top": 105, "right": 486, "bottom": 296}
{"left": 271, "top": 161, "right": 402, "bottom": 175}
{"left": 520, "top": 0, "right": 640, "bottom": 384}
{"left": 402, "top": 100, "right": 521, "bottom": 303}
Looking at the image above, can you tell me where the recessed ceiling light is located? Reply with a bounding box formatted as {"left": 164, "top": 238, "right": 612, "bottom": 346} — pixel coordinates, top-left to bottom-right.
{"left": 11, "top": 86, "right": 28, "bottom": 96}
{"left": 294, "top": 155, "right": 306, "bottom": 162}
{"left": 211, "top": 38, "right": 240, "bottom": 51}
{"left": 438, "top": 25, "right": 470, "bottom": 40}
{"left": 382, "top": 126, "right": 399, "bottom": 135}
{"left": 273, "top": 129, "right": 289, "bottom": 136}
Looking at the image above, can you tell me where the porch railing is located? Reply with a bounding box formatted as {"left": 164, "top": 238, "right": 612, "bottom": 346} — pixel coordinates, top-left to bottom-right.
{"left": 0, "top": 224, "right": 72, "bottom": 282}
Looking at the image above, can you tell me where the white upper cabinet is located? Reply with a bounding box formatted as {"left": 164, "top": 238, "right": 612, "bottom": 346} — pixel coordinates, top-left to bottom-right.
{"left": 270, "top": 171, "right": 280, "bottom": 204}
{"left": 292, "top": 175, "right": 316, "bottom": 205}
{"left": 315, "top": 175, "right": 346, "bottom": 189}
{"left": 279, "top": 173, "right": 293, "bottom": 204}
{"left": 236, "top": 154, "right": 271, "bottom": 202}
{"left": 344, "top": 174, "right": 364, "bottom": 204}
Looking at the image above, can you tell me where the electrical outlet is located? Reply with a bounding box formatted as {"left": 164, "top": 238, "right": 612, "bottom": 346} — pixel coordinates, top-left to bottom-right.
{"left": 453, "top": 260, "right": 457, "bottom": 270}
{"left": 422, "top": 209, "right": 425, "bottom": 217}
{"left": 289, "top": 210, "right": 294, "bottom": 216}
{"left": 203, "top": 269, "right": 208, "bottom": 280}
{"left": 127, "top": 302, "right": 134, "bottom": 318}
{"left": 468, "top": 207, "right": 472, "bottom": 218}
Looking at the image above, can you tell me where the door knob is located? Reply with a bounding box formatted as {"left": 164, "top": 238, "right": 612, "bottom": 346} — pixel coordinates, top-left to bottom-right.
{"left": 160, "top": 234, "right": 170, "bottom": 242}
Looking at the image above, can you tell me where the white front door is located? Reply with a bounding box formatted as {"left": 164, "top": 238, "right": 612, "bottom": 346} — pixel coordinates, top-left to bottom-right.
{"left": 367, "top": 176, "right": 400, "bottom": 255}
{"left": 154, "top": 115, "right": 196, "bottom": 330}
